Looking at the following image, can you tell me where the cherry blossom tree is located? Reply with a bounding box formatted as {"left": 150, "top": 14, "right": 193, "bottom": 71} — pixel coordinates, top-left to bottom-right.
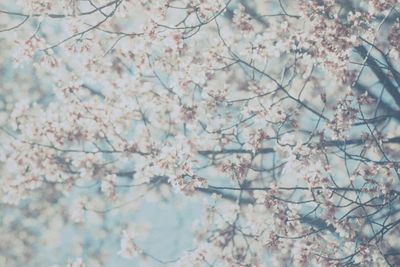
{"left": 0, "top": 0, "right": 400, "bottom": 266}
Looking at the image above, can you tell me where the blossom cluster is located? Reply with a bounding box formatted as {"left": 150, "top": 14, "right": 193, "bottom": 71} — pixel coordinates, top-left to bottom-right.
{"left": 0, "top": 0, "right": 399, "bottom": 266}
